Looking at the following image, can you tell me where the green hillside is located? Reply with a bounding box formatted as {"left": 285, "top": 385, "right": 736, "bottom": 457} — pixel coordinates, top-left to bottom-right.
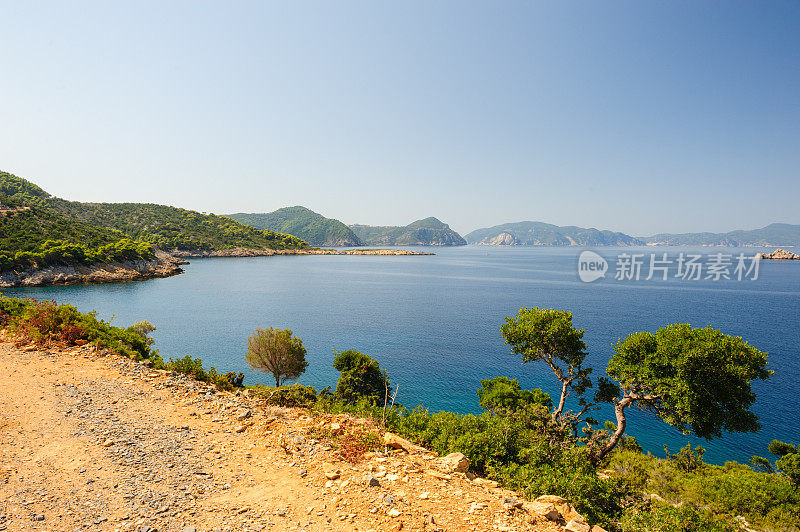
{"left": 0, "top": 171, "right": 309, "bottom": 271}
{"left": 47, "top": 199, "right": 308, "bottom": 252}
{"left": 465, "top": 221, "right": 642, "bottom": 246}
{"left": 1, "top": 172, "right": 154, "bottom": 271}
{"left": 643, "top": 223, "right": 800, "bottom": 247}
{"left": 228, "top": 206, "right": 362, "bottom": 247}
{"left": 349, "top": 217, "right": 466, "bottom": 246}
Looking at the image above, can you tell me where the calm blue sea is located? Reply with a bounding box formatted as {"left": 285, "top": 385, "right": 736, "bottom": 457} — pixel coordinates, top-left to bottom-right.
{"left": 5, "top": 246, "right": 799, "bottom": 464}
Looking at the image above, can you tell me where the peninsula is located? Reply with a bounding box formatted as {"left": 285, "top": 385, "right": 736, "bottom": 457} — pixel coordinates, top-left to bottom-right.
{"left": 0, "top": 171, "right": 431, "bottom": 288}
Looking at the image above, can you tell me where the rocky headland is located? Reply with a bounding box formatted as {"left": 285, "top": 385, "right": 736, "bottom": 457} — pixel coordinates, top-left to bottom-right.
{"left": 759, "top": 248, "right": 799, "bottom": 260}
{"left": 0, "top": 251, "right": 185, "bottom": 289}
{"left": 0, "top": 248, "right": 432, "bottom": 288}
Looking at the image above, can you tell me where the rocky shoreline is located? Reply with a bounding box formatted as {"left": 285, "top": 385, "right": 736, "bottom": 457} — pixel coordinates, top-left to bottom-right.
{"left": 0, "top": 247, "right": 432, "bottom": 289}
{"left": 170, "top": 247, "right": 434, "bottom": 258}
{"left": 0, "top": 252, "right": 185, "bottom": 289}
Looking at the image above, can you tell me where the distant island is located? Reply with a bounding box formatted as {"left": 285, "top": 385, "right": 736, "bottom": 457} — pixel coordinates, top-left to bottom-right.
{"left": 641, "top": 223, "right": 800, "bottom": 247}
{"left": 759, "top": 248, "right": 799, "bottom": 260}
{"left": 228, "top": 206, "right": 362, "bottom": 247}
{"left": 466, "top": 220, "right": 800, "bottom": 248}
{"left": 466, "top": 221, "right": 642, "bottom": 246}
{"left": 349, "top": 217, "right": 467, "bottom": 246}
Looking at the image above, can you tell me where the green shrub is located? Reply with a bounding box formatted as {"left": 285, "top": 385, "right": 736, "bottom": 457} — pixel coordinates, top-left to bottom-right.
{"left": 332, "top": 350, "right": 390, "bottom": 404}
{"left": 253, "top": 383, "right": 319, "bottom": 408}
{"left": 166, "top": 355, "right": 244, "bottom": 391}
{"left": 619, "top": 503, "right": 737, "bottom": 532}
{"left": 0, "top": 296, "right": 157, "bottom": 362}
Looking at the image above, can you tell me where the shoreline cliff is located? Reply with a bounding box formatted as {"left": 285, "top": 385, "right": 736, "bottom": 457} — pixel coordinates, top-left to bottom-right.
{"left": 0, "top": 248, "right": 432, "bottom": 288}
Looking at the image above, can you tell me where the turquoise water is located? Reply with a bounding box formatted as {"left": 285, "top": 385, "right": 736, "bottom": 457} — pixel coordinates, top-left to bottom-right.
{"left": 5, "top": 246, "right": 799, "bottom": 464}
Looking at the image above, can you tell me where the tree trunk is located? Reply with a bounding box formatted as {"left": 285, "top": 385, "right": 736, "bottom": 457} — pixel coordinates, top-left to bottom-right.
{"left": 594, "top": 394, "right": 635, "bottom": 462}
{"left": 552, "top": 380, "right": 569, "bottom": 422}
{"left": 274, "top": 373, "right": 280, "bottom": 387}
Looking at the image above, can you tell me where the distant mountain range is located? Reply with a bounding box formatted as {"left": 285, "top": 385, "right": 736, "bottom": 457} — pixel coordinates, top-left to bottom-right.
{"left": 465, "top": 221, "right": 800, "bottom": 247}
{"left": 465, "top": 221, "right": 642, "bottom": 246}
{"left": 640, "top": 223, "right": 800, "bottom": 247}
{"left": 228, "top": 207, "right": 362, "bottom": 247}
{"left": 228, "top": 209, "right": 468, "bottom": 247}
{"left": 350, "top": 217, "right": 467, "bottom": 246}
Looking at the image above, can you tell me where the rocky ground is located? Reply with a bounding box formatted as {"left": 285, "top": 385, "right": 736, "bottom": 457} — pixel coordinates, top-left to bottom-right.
{"left": 0, "top": 338, "right": 599, "bottom": 532}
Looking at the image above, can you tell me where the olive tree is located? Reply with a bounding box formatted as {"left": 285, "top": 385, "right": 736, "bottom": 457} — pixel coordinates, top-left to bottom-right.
{"left": 596, "top": 323, "right": 770, "bottom": 461}
{"left": 246, "top": 327, "right": 308, "bottom": 387}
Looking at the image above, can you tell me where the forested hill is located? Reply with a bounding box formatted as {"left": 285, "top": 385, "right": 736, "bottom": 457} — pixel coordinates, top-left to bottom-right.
{"left": 228, "top": 206, "right": 362, "bottom": 247}
{"left": 349, "top": 217, "right": 467, "bottom": 246}
{"left": 47, "top": 199, "right": 308, "bottom": 252}
{"left": 465, "top": 221, "right": 642, "bottom": 246}
{"left": 0, "top": 171, "right": 308, "bottom": 272}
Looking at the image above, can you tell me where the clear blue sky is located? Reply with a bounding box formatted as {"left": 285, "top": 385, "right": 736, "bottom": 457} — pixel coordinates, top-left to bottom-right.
{"left": 1, "top": 1, "right": 797, "bottom": 236}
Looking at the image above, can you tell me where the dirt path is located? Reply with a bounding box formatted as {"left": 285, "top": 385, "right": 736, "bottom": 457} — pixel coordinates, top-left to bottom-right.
{"left": 0, "top": 341, "right": 568, "bottom": 532}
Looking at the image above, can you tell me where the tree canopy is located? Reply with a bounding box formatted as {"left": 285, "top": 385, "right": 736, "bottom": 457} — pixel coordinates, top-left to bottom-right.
{"left": 476, "top": 376, "right": 552, "bottom": 415}
{"left": 332, "top": 349, "right": 390, "bottom": 404}
{"left": 501, "top": 307, "right": 593, "bottom": 423}
{"left": 246, "top": 327, "right": 308, "bottom": 387}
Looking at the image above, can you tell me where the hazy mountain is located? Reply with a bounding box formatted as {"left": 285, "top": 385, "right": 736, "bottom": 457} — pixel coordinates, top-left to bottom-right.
{"left": 642, "top": 223, "right": 800, "bottom": 247}
{"left": 350, "top": 217, "right": 467, "bottom": 246}
{"left": 466, "top": 221, "right": 642, "bottom": 246}
{"left": 228, "top": 206, "right": 362, "bottom": 247}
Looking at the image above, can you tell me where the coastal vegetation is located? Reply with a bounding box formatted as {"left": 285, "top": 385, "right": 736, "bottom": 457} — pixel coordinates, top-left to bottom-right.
{"left": 228, "top": 206, "right": 363, "bottom": 247}
{"left": 1, "top": 295, "right": 796, "bottom": 530}
{"left": 247, "top": 309, "right": 788, "bottom": 531}
{"left": 349, "top": 217, "right": 467, "bottom": 246}
{"left": 0, "top": 170, "right": 308, "bottom": 274}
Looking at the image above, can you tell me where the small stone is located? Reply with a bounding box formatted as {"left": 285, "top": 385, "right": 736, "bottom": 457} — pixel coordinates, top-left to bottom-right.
{"left": 436, "top": 452, "right": 470, "bottom": 473}
{"left": 387, "top": 508, "right": 401, "bottom": 518}
{"left": 565, "top": 515, "right": 591, "bottom": 532}
{"left": 469, "top": 502, "right": 488, "bottom": 513}
{"left": 418, "top": 492, "right": 429, "bottom": 499}
{"left": 502, "top": 497, "right": 522, "bottom": 510}
{"left": 423, "top": 469, "right": 451, "bottom": 480}
{"left": 367, "top": 476, "right": 381, "bottom": 487}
